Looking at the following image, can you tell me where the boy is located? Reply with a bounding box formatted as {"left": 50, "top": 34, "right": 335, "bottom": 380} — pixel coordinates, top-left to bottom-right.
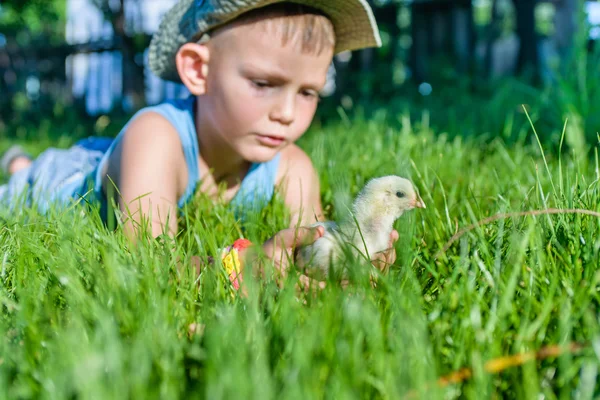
{"left": 0, "top": 0, "right": 398, "bottom": 274}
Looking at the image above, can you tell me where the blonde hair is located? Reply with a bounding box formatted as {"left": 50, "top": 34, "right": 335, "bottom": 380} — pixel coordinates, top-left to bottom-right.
{"left": 220, "top": 3, "right": 336, "bottom": 55}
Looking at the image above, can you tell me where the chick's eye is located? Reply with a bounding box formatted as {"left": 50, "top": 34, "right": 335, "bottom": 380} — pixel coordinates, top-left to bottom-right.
{"left": 396, "top": 191, "right": 405, "bottom": 198}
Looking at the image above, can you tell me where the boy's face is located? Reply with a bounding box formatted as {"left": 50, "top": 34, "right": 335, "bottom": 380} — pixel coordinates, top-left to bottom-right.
{"left": 199, "top": 20, "right": 334, "bottom": 163}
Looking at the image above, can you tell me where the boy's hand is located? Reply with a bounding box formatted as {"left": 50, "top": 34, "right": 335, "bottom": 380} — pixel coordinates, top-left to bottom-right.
{"left": 246, "top": 227, "right": 397, "bottom": 292}
{"left": 259, "top": 225, "right": 325, "bottom": 278}
{"left": 371, "top": 229, "right": 399, "bottom": 274}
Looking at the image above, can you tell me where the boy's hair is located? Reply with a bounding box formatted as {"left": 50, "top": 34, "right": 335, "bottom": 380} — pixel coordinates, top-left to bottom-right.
{"left": 223, "top": 3, "right": 336, "bottom": 55}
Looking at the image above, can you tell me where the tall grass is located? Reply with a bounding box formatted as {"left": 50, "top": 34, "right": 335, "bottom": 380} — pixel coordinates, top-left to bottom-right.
{"left": 0, "top": 105, "right": 599, "bottom": 398}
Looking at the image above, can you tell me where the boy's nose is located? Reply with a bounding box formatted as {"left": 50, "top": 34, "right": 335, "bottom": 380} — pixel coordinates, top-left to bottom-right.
{"left": 270, "top": 94, "right": 295, "bottom": 125}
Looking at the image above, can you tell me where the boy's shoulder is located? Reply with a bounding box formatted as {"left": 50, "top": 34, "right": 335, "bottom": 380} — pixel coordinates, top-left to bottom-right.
{"left": 280, "top": 143, "right": 313, "bottom": 166}
{"left": 120, "top": 95, "right": 195, "bottom": 144}
{"left": 276, "top": 143, "right": 317, "bottom": 182}
{"left": 274, "top": 143, "right": 323, "bottom": 223}
{"left": 135, "top": 95, "right": 195, "bottom": 120}
{"left": 118, "top": 107, "right": 187, "bottom": 165}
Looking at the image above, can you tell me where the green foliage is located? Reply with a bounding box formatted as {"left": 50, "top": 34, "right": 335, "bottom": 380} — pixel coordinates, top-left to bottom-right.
{"left": 0, "top": 0, "right": 66, "bottom": 36}
{"left": 1, "top": 108, "right": 600, "bottom": 398}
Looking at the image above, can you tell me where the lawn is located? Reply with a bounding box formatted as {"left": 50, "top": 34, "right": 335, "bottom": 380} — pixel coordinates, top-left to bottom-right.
{"left": 0, "top": 104, "right": 599, "bottom": 399}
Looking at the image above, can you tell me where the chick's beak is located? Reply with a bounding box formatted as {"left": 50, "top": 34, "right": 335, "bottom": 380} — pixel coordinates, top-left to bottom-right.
{"left": 412, "top": 198, "right": 426, "bottom": 209}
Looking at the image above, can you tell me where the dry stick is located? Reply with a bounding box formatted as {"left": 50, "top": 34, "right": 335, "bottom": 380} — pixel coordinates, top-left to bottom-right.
{"left": 435, "top": 208, "right": 600, "bottom": 260}
{"left": 405, "top": 342, "right": 586, "bottom": 398}
{"left": 437, "top": 342, "right": 585, "bottom": 387}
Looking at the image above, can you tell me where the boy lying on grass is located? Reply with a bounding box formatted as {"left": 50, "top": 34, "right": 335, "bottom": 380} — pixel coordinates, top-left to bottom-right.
{"left": 0, "top": 0, "right": 399, "bottom": 286}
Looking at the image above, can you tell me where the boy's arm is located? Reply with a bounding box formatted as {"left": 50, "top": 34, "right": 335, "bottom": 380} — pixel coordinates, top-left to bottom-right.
{"left": 277, "top": 144, "right": 324, "bottom": 227}
{"left": 115, "top": 113, "right": 187, "bottom": 241}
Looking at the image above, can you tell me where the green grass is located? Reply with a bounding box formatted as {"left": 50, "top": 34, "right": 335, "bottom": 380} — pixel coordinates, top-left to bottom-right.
{"left": 1, "top": 107, "right": 600, "bottom": 399}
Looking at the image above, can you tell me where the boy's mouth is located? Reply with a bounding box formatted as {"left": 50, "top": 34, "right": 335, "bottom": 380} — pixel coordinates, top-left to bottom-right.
{"left": 256, "top": 134, "right": 285, "bottom": 147}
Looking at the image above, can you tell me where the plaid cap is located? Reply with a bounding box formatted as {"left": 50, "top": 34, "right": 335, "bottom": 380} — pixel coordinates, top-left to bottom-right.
{"left": 148, "top": 0, "right": 382, "bottom": 83}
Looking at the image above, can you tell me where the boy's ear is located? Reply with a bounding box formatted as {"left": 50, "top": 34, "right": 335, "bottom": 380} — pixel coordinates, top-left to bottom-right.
{"left": 176, "top": 43, "right": 210, "bottom": 95}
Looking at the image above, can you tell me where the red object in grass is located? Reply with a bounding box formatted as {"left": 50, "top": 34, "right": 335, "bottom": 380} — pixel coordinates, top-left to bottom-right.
{"left": 226, "top": 239, "right": 252, "bottom": 290}
{"left": 233, "top": 238, "right": 253, "bottom": 251}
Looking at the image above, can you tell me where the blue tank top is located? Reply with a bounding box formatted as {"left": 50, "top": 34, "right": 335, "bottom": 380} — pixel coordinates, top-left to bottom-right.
{"left": 91, "top": 95, "right": 281, "bottom": 220}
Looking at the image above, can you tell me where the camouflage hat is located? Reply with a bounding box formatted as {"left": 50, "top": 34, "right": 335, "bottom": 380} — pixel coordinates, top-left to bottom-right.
{"left": 148, "top": 0, "right": 382, "bottom": 83}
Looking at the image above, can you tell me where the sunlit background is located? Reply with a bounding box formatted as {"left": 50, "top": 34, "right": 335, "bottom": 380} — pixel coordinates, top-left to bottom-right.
{"left": 1, "top": 0, "right": 599, "bottom": 141}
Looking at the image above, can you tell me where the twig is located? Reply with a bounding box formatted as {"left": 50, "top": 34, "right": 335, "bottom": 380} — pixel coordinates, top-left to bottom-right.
{"left": 405, "top": 342, "right": 586, "bottom": 398}
{"left": 435, "top": 208, "right": 600, "bottom": 260}
{"left": 437, "top": 342, "right": 585, "bottom": 387}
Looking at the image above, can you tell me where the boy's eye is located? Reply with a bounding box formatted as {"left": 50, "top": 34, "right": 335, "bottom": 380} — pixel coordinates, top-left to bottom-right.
{"left": 301, "top": 89, "right": 320, "bottom": 100}
{"left": 251, "top": 80, "right": 271, "bottom": 89}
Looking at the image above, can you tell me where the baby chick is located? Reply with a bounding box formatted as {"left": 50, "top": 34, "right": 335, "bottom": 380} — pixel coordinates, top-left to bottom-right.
{"left": 296, "top": 175, "right": 425, "bottom": 277}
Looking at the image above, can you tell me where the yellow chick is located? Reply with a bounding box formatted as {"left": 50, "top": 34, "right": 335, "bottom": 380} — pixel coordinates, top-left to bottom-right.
{"left": 296, "top": 175, "right": 425, "bottom": 277}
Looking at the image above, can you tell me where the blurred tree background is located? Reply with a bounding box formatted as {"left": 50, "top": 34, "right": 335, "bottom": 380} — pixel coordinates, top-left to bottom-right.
{"left": 0, "top": 0, "right": 598, "bottom": 150}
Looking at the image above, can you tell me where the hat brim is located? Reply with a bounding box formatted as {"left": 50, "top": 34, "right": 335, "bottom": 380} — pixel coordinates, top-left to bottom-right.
{"left": 149, "top": 0, "right": 382, "bottom": 83}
